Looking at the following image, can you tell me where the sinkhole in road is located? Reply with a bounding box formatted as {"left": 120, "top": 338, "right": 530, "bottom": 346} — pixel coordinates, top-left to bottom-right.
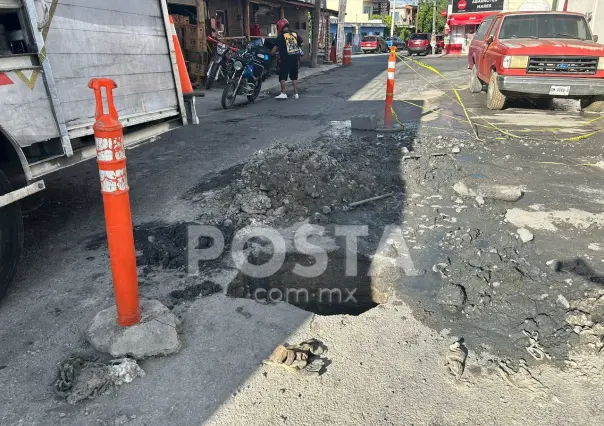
{"left": 227, "top": 250, "right": 379, "bottom": 316}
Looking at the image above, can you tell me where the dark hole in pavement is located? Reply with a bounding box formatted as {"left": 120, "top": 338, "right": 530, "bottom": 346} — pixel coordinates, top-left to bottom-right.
{"left": 228, "top": 251, "right": 378, "bottom": 316}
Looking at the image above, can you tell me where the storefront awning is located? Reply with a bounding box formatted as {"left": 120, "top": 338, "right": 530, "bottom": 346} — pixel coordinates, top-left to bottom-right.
{"left": 447, "top": 11, "right": 499, "bottom": 26}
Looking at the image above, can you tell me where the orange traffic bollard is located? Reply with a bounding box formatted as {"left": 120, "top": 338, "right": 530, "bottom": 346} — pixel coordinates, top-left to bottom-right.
{"left": 169, "top": 15, "right": 193, "bottom": 94}
{"left": 343, "top": 43, "right": 352, "bottom": 66}
{"left": 89, "top": 78, "right": 141, "bottom": 327}
{"left": 383, "top": 46, "right": 397, "bottom": 129}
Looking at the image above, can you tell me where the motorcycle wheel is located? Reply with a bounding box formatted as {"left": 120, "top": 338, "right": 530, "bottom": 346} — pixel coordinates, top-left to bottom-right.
{"left": 247, "top": 80, "right": 262, "bottom": 103}
{"left": 205, "top": 63, "right": 216, "bottom": 90}
{"left": 221, "top": 81, "right": 238, "bottom": 109}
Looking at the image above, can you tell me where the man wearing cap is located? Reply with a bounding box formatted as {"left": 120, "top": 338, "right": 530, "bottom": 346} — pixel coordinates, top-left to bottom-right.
{"left": 271, "top": 18, "right": 303, "bottom": 99}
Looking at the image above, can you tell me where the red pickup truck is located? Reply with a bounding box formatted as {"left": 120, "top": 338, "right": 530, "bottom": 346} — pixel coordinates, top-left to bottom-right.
{"left": 468, "top": 11, "right": 604, "bottom": 112}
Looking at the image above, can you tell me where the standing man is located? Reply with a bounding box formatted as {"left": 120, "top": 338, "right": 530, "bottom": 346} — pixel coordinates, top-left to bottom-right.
{"left": 271, "top": 18, "right": 303, "bottom": 99}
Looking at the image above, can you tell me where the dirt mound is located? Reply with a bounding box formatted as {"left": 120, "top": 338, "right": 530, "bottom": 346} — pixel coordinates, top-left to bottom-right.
{"left": 197, "top": 142, "right": 382, "bottom": 226}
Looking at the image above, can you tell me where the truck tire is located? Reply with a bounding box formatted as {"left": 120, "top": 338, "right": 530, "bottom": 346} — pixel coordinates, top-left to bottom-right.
{"left": 0, "top": 170, "right": 24, "bottom": 302}
{"left": 580, "top": 97, "right": 604, "bottom": 113}
{"left": 469, "top": 66, "right": 483, "bottom": 93}
{"left": 486, "top": 72, "right": 506, "bottom": 110}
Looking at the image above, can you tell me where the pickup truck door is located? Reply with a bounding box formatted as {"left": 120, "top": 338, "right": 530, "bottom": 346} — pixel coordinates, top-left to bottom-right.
{"left": 470, "top": 17, "right": 494, "bottom": 69}
{"left": 479, "top": 17, "right": 501, "bottom": 81}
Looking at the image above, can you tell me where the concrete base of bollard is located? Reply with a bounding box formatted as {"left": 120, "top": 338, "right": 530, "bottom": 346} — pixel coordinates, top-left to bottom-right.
{"left": 351, "top": 115, "right": 378, "bottom": 131}
{"left": 376, "top": 122, "right": 405, "bottom": 133}
{"left": 87, "top": 300, "right": 182, "bottom": 359}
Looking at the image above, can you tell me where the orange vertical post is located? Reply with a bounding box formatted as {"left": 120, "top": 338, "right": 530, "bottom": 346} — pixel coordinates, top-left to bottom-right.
{"left": 384, "top": 46, "right": 397, "bottom": 129}
{"left": 89, "top": 78, "right": 141, "bottom": 327}
{"left": 169, "top": 15, "right": 194, "bottom": 94}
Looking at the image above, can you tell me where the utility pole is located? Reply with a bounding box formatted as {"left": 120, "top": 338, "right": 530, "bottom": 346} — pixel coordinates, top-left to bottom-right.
{"left": 311, "top": 0, "right": 321, "bottom": 67}
{"left": 552, "top": 0, "right": 558, "bottom": 11}
{"left": 415, "top": 0, "right": 420, "bottom": 33}
{"left": 390, "top": 0, "right": 396, "bottom": 37}
{"left": 431, "top": 0, "right": 436, "bottom": 51}
{"left": 432, "top": 0, "right": 436, "bottom": 35}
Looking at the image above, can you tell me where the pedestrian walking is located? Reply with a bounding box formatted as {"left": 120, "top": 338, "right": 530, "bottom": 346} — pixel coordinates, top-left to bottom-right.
{"left": 271, "top": 18, "right": 303, "bottom": 100}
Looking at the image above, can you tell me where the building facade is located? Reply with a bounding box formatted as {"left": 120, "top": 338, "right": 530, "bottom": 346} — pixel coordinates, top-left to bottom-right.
{"left": 326, "top": 0, "right": 387, "bottom": 52}
{"left": 167, "top": 0, "right": 333, "bottom": 84}
{"left": 445, "top": 0, "right": 602, "bottom": 55}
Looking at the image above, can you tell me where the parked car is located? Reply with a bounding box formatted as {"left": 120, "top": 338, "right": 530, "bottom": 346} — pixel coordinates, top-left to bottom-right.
{"left": 468, "top": 11, "right": 604, "bottom": 112}
{"left": 386, "top": 36, "right": 406, "bottom": 50}
{"left": 361, "top": 36, "right": 388, "bottom": 53}
{"left": 407, "top": 33, "right": 432, "bottom": 56}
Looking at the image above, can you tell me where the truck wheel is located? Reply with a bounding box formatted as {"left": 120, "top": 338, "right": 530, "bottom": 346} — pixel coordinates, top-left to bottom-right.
{"left": 469, "top": 66, "right": 483, "bottom": 93}
{"left": 580, "top": 97, "right": 604, "bottom": 113}
{"left": 0, "top": 170, "right": 24, "bottom": 302}
{"left": 486, "top": 72, "right": 506, "bottom": 110}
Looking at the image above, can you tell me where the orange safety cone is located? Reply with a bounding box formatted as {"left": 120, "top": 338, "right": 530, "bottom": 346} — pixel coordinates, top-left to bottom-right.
{"left": 383, "top": 46, "right": 397, "bottom": 129}
{"left": 89, "top": 78, "right": 141, "bottom": 327}
{"left": 169, "top": 15, "right": 193, "bottom": 94}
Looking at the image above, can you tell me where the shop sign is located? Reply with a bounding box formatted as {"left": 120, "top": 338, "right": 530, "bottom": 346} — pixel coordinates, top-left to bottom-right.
{"left": 453, "top": 0, "right": 504, "bottom": 13}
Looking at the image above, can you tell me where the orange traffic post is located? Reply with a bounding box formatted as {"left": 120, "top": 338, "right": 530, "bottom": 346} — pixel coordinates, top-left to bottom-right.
{"left": 89, "top": 78, "right": 141, "bottom": 327}
{"left": 169, "top": 15, "right": 194, "bottom": 94}
{"left": 384, "top": 46, "right": 397, "bottom": 129}
{"left": 343, "top": 43, "right": 352, "bottom": 66}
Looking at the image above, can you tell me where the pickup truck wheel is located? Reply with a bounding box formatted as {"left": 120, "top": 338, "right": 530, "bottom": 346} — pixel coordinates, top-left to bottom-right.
{"left": 0, "top": 170, "right": 24, "bottom": 302}
{"left": 580, "top": 97, "right": 604, "bottom": 113}
{"left": 469, "top": 66, "right": 483, "bottom": 93}
{"left": 486, "top": 72, "right": 506, "bottom": 110}
{"left": 535, "top": 97, "right": 553, "bottom": 110}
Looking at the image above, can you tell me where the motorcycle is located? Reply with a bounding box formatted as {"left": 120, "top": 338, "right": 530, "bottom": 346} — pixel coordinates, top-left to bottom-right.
{"left": 221, "top": 42, "right": 273, "bottom": 110}
{"left": 205, "top": 36, "right": 237, "bottom": 90}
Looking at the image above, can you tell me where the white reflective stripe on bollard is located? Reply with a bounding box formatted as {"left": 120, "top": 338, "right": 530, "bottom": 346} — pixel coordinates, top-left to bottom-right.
{"left": 95, "top": 137, "right": 126, "bottom": 162}
{"left": 99, "top": 168, "right": 129, "bottom": 193}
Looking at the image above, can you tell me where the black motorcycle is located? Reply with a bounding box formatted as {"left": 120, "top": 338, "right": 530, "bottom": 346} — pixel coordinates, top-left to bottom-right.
{"left": 205, "top": 36, "right": 236, "bottom": 90}
{"left": 221, "top": 42, "right": 273, "bottom": 110}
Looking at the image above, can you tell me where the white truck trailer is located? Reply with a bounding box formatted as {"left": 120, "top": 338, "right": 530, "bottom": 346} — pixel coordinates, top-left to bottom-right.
{"left": 0, "top": 0, "right": 198, "bottom": 299}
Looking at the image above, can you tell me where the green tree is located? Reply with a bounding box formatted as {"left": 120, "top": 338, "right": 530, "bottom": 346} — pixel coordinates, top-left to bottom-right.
{"left": 398, "top": 27, "right": 411, "bottom": 42}
{"left": 417, "top": 0, "right": 448, "bottom": 34}
{"left": 371, "top": 14, "right": 392, "bottom": 30}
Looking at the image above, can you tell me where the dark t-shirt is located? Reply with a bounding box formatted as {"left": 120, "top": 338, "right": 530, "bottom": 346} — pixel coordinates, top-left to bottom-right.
{"left": 276, "top": 30, "right": 303, "bottom": 61}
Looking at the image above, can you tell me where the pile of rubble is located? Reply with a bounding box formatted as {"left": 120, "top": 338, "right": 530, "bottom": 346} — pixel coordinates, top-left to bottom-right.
{"left": 566, "top": 292, "right": 604, "bottom": 353}
{"left": 198, "top": 142, "right": 380, "bottom": 226}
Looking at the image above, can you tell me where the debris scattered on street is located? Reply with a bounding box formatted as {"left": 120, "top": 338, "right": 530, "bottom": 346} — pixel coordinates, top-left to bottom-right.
{"left": 347, "top": 192, "right": 394, "bottom": 209}
{"left": 54, "top": 356, "right": 144, "bottom": 405}
{"left": 403, "top": 152, "right": 447, "bottom": 160}
{"left": 557, "top": 294, "right": 570, "bottom": 309}
{"left": 263, "top": 339, "right": 328, "bottom": 376}
{"left": 454, "top": 181, "right": 523, "bottom": 202}
{"left": 497, "top": 359, "right": 548, "bottom": 397}
{"left": 517, "top": 228, "right": 534, "bottom": 243}
{"left": 522, "top": 330, "right": 550, "bottom": 361}
{"left": 446, "top": 340, "right": 468, "bottom": 380}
